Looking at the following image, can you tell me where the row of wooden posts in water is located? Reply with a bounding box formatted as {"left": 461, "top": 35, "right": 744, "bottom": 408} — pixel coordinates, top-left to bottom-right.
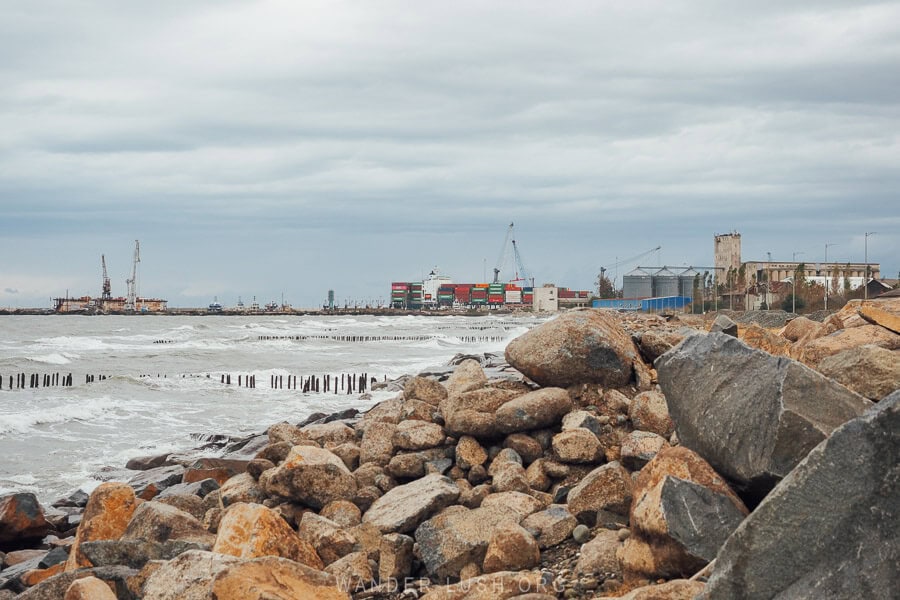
{"left": 1, "top": 371, "right": 378, "bottom": 394}
{"left": 220, "top": 372, "right": 376, "bottom": 394}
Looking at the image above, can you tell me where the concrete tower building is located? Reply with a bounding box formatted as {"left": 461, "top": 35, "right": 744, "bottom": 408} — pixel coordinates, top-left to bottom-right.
{"left": 715, "top": 232, "right": 742, "bottom": 275}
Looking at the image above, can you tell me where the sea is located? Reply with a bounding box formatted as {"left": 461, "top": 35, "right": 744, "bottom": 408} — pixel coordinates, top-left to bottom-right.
{"left": 0, "top": 314, "right": 541, "bottom": 505}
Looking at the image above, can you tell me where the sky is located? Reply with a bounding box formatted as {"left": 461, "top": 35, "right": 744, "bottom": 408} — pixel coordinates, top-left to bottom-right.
{"left": 1, "top": 0, "right": 898, "bottom": 309}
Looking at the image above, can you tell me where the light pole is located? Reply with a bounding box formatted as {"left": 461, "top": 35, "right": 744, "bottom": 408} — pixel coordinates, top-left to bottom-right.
{"left": 791, "top": 252, "right": 804, "bottom": 312}
{"left": 864, "top": 232, "right": 876, "bottom": 300}
{"left": 824, "top": 243, "right": 837, "bottom": 310}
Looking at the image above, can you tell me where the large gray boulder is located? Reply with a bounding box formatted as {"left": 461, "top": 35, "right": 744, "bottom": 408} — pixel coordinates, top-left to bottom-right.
{"left": 701, "top": 391, "right": 899, "bottom": 600}
{"left": 505, "top": 309, "right": 642, "bottom": 388}
{"left": 362, "top": 474, "right": 460, "bottom": 534}
{"left": 656, "top": 333, "right": 872, "bottom": 502}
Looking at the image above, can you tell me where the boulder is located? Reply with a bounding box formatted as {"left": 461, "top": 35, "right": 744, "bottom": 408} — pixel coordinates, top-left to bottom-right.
{"left": 392, "top": 420, "right": 446, "bottom": 451}
{"left": 211, "top": 556, "right": 350, "bottom": 600}
{"left": 620, "top": 431, "right": 669, "bottom": 471}
{"left": 566, "top": 462, "right": 634, "bottom": 521}
{"left": 561, "top": 410, "right": 604, "bottom": 437}
{"left": 126, "top": 464, "right": 185, "bottom": 500}
{"left": 379, "top": 533, "right": 415, "bottom": 582}
{"left": 214, "top": 503, "right": 323, "bottom": 569}
{"left": 0, "top": 493, "right": 49, "bottom": 543}
{"left": 781, "top": 316, "right": 825, "bottom": 342}
{"left": 404, "top": 376, "right": 448, "bottom": 405}
{"left": 359, "top": 422, "right": 397, "bottom": 467}
{"left": 799, "top": 324, "right": 900, "bottom": 367}
{"left": 618, "top": 535, "right": 704, "bottom": 580}
{"left": 268, "top": 422, "right": 309, "bottom": 445}
{"left": 576, "top": 529, "right": 622, "bottom": 576}
{"left": 324, "top": 551, "right": 373, "bottom": 592}
{"left": 701, "top": 392, "right": 899, "bottom": 600}
{"left": 329, "top": 442, "right": 361, "bottom": 471}
{"left": 482, "top": 523, "right": 540, "bottom": 573}
{"left": 495, "top": 388, "right": 574, "bottom": 434}
{"left": 121, "top": 501, "right": 214, "bottom": 545}
{"left": 65, "top": 483, "right": 138, "bottom": 571}
{"left": 480, "top": 491, "right": 546, "bottom": 519}
{"left": 158, "top": 478, "right": 220, "bottom": 499}
{"left": 520, "top": 504, "right": 577, "bottom": 549}
{"left": 401, "top": 398, "right": 440, "bottom": 422}
{"left": 628, "top": 390, "right": 674, "bottom": 438}
{"left": 139, "top": 550, "right": 243, "bottom": 599}
{"left": 301, "top": 422, "right": 356, "bottom": 446}
{"left": 817, "top": 345, "right": 900, "bottom": 401}
{"left": 297, "top": 512, "right": 357, "bottom": 565}
{"left": 505, "top": 309, "right": 641, "bottom": 387}
{"left": 455, "top": 436, "right": 488, "bottom": 470}
{"left": 637, "top": 329, "right": 689, "bottom": 363}
{"left": 440, "top": 388, "right": 522, "bottom": 439}
{"left": 183, "top": 458, "right": 249, "bottom": 486}
{"left": 15, "top": 565, "right": 137, "bottom": 600}
{"left": 656, "top": 333, "right": 872, "bottom": 502}
{"left": 630, "top": 447, "right": 747, "bottom": 565}
{"left": 709, "top": 315, "right": 738, "bottom": 337}
{"left": 63, "top": 575, "right": 117, "bottom": 600}
{"left": 445, "top": 359, "right": 488, "bottom": 397}
{"left": 79, "top": 539, "right": 208, "bottom": 569}
{"left": 614, "top": 579, "right": 706, "bottom": 600}
{"left": 362, "top": 473, "right": 460, "bottom": 534}
{"left": 320, "top": 500, "right": 362, "bottom": 528}
{"left": 502, "top": 433, "right": 544, "bottom": 464}
{"left": 859, "top": 303, "right": 900, "bottom": 334}
{"left": 551, "top": 429, "right": 604, "bottom": 464}
{"left": 414, "top": 504, "right": 521, "bottom": 580}
{"left": 263, "top": 446, "right": 357, "bottom": 509}
{"left": 125, "top": 452, "right": 175, "bottom": 471}
{"left": 218, "top": 472, "right": 266, "bottom": 506}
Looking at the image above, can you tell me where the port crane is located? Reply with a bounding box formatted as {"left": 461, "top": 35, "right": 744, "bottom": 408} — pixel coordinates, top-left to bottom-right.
{"left": 100, "top": 255, "right": 111, "bottom": 301}
{"left": 124, "top": 240, "right": 140, "bottom": 312}
{"left": 492, "top": 223, "right": 533, "bottom": 286}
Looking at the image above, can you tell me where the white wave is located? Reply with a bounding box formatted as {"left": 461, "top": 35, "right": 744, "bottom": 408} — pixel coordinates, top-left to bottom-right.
{"left": 0, "top": 397, "right": 121, "bottom": 435}
{"left": 35, "top": 336, "right": 107, "bottom": 351}
{"left": 26, "top": 352, "right": 76, "bottom": 365}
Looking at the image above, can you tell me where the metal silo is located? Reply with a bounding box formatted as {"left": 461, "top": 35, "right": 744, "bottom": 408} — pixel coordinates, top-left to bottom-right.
{"left": 652, "top": 267, "right": 679, "bottom": 298}
{"left": 679, "top": 268, "right": 699, "bottom": 299}
{"left": 623, "top": 268, "right": 652, "bottom": 299}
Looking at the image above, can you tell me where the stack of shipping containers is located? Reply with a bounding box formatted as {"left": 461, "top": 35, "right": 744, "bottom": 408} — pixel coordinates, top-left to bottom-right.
{"left": 437, "top": 284, "right": 455, "bottom": 307}
{"left": 455, "top": 285, "right": 472, "bottom": 304}
{"left": 391, "top": 282, "right": 409, "bottom": 308}
{"left": 471, "top": 284, "right": 488, "bottom": 305}
{"left": 505, "top": 283, "right": 522, "bottom": 304}
{"left": 488, "top": 283, "right": 505, "bottom": 305}
{"left": 409, "top": 282, "right": 424, "bottom": 309}
{"left": 522, "top": 287, "right": 534, "bottom": 304}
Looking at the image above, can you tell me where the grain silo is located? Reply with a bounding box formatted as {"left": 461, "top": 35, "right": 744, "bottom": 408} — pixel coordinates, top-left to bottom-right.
{"left": 623, "top": 268, "right": 652, "bottom": 299}
{"left": 652, "top": 267, "right": 679, "bottom": 298}
{"left": 679, "top": 268, "right": 699, "bottom": 299}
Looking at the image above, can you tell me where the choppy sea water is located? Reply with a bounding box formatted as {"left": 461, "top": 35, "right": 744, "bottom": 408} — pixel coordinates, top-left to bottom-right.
{"left": 0, "top": 314, "right": 540, "bottom": 504}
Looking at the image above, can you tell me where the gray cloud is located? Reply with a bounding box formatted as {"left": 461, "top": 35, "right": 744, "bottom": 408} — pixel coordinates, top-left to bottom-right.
{"left": 0, "top": 1, "right": 897, "bottom": 307}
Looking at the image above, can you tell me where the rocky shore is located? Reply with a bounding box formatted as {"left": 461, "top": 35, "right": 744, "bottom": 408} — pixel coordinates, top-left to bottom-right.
{"left": 1, "top": 298, "right": 897, "bottom": 599}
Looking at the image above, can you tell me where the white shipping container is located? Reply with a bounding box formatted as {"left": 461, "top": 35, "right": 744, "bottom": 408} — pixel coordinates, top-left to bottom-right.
{"left": 505, "top": 291, "right": 522, "bottom": 303}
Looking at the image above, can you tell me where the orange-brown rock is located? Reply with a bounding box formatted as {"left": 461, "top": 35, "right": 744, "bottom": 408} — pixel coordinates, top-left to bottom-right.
{"left": 629, "top": 447, "right": 747, "bottom": 571}
{"left": 211, "top": 555, "right": 350, "bottom": 600}
{"left": 629, "top": 390, "right": 674, "bottom": 438}
{"left": 799, "top": 324, "right": 900, "bottom": 367}
{"left": 0, "top": 493, "right": 49, "bottom": 543}
{"left": 64, "top": 575, "right": 118, "bottom": 600}
{"left": 20, "top": 562, "right": 65, "bottom": 587}
{"left": 404, "top": 376, "right": 449, "bottom": 406}
{"left": 618, "top": 535, "right": 705, "bottom": 581}
{"left": 482, "top": 523, "right": 540, "bottom": 573}
{"left": 65, "top": 482, "right": 138, "bottom": 571}
{"left": 739, "top": 323, "right": 792, "bottom": 357}
{"left": 566, "top": 462, "right": 634, "bottom": 521}
{"left": 817, "top": 345, "right": 900, "bottom": 400}
{"left": 609, "top": 578, "right": 706, "bottom": 599}
{"left": 780, "top": 316, "right": 826, "bottom": 343}
{"left": 213, "top": 502, "right": 323, "bottom": 569}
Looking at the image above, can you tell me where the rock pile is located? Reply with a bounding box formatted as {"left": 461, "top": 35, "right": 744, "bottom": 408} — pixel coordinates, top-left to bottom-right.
{"left": 1, "top": 303, "right": 896, "bottom": 599}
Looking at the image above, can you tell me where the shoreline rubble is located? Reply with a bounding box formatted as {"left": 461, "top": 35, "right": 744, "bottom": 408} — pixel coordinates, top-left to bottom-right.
{"left": 1, "top": 299, "right": 898, "bottom": 599}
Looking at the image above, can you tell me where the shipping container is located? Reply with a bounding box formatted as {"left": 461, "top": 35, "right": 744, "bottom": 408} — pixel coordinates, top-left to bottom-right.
{"left": 505, "top": 291, "right": 522, "bottom": 303}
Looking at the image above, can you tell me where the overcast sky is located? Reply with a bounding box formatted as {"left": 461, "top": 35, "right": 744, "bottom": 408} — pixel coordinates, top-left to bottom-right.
{"left": 1, "top": 1, "right": 898, "bottom": 308}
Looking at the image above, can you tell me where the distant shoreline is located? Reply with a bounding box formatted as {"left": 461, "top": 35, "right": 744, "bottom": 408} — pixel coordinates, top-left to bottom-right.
{"left": 0, "top": 307, "right": 533, "bottom": 317}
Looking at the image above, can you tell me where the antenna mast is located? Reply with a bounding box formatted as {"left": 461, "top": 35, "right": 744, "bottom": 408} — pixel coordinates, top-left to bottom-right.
{"left": 125, "top": 240, "right": 140, "bottom": 312}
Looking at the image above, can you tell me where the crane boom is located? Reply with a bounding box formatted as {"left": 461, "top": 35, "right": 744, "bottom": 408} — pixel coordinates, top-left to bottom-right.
{"left": 125, "top": 240, "right": 140, "bottom": 312}
{"left": 492, "top": 223, "right": 514, "bottom": 283}
{"left": 101, "top": 255, "right": 111, "bottom": 300}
